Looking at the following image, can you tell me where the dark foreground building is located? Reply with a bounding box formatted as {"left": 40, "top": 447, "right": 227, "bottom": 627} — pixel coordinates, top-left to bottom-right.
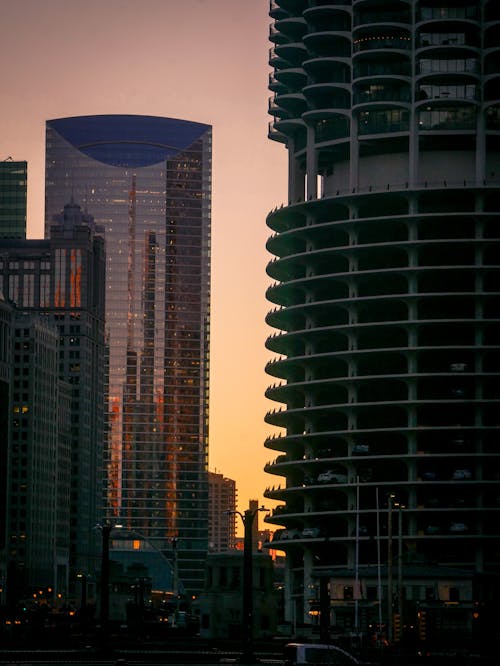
{"left": 45, "top": 115, "right": 212, "bottom": 596}
{"left": 0, "top": 205, "right": 105, "bottom": 598}
{"left": 264, "top": 0, "right": 500, "bottom": 648}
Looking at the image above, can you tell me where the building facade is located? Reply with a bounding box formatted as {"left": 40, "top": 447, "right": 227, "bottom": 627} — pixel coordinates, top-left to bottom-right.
{"left": 208, "top": 471, "right": 237, "bottom": 552}
{"left": 0, "top": 296, "right": 12, "bottom": 603}
{"left": 0, "top": 206, "right": 105, "bottom": 595}
{"left": 5, "top": 313, "right": 70, "bottom": 598}
{"left": 45, "top": 115, "right": 212, "bottom": 595}
{"left": 0, "top": 159, "right": 27, "bottom": 239}
{"left": 264, "top": 0, "right": 500, "bottom": 646}
{"left": 199, "top": 551, "right": 279, "bottom": 640}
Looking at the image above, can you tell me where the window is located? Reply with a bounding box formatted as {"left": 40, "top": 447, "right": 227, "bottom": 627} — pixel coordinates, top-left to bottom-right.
{"left": 344, "top": 585, "right": 354, "bottom": 600}
{"left": 419, "top": 106, "right": 476, "bottom": 130}
{"left": 359, "top": 109, "right": 409, "bottom": 135}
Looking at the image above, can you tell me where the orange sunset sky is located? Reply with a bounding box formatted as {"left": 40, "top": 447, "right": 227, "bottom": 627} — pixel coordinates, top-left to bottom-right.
{"left": 0, "top": 0, "right": 287, "bottom": 529}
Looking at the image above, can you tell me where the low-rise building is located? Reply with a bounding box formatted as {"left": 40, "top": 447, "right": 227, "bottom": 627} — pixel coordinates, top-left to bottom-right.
{"left": 199, "top": 550, "right": 279, "bottom": 640}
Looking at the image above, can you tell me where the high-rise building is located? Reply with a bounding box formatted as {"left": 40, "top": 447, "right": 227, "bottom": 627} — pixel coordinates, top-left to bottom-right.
{"left": 5, "top": 313, "right": 71, "bottom": 599}
{"left": 0, "top": 295, "right": 13, "bottom": 603}
{"left": 0, "top": 204, "right": 105, "bottom": 594}
{"left": 264, "top": 0, "right": 500, "bottom": 643}
{"left": 208, "top": 471, "right": 237, "bottom": 552}
{"left": 45, "top": 115, "right": 212, "bottom": 595}
{"left": 0, "top": 159, "right": 27, "bottom": 239}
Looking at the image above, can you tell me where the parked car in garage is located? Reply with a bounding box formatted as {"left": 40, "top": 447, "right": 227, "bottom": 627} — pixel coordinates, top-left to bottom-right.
{"left": 318, "top": 470, "right": 347, "bottom": 483}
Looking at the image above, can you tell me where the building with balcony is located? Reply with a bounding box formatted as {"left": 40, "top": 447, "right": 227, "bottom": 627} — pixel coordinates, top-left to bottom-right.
{"left": 45, "top": 115, "right": 212, "bottom": 596}
{"left": 264, "top": 0, "right": 500, "bottom": 648}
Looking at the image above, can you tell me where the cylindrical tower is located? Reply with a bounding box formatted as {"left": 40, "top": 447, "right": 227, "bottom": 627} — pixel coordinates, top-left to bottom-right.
{"left": 264, "top": 0, "right": 500, "bottom": 641}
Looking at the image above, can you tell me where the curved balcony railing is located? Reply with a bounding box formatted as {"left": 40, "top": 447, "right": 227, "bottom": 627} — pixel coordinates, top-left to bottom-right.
{"left": 353, "top": 35, "right": 411, "bottom": 53}
{"left": 354, "top": 11, "right": 411, "bottom": 27}
{"left": 354, "top": 87, "right": 411, "bottom": 105}
{"left": 354, "top": 61, "right": 411, "bottom": 78}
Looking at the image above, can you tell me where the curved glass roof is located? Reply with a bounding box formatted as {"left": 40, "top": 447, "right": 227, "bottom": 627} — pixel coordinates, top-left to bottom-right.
{"left": 47, "top": 114, "right": 211, "bottom": 167}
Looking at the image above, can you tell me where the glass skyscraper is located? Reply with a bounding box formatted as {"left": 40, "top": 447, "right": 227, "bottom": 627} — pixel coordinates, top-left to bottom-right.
{"left": 45, "top": 115, "right": 212, "bottom": 595}
{"left": 0, "top": 159, "right": 27, "bottom": 239}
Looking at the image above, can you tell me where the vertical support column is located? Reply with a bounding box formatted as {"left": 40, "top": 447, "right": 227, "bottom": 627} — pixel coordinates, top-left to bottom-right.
{"left": 288, "top": 137, "right": 305, "bottom": 203}
{"left": 349, "top": 115, "right": 359, "bottom": 192}
{"left": 306, "top": 124, "right": 317, "bottom": 200}
{"left": 303, "top": 549, "right": 315, "bottom": 625}
{"left": 387, "top": 494, "right": 395, "bottom": 642}
{"left": 476, "top": 108, "right": 486, "bottom": 185}
{"left": 409, "top": 0, "right": 418, "bottom": 187}
{"left": 319, "top": 577, "right": 330, "bottom": 642}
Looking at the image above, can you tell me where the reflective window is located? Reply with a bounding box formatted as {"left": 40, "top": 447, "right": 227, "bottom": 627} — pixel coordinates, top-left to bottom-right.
{"left": 419, "top": 57, "right": 478, "bottom": 74}
{"left": 45, "top": 117, "right": 211, "bottom": 593}
{"left": 419, "top": 106, "right": 476, "bottom": 130}
{"left": 418, "top": 84, "right": 477, "bottom": 100}
{"left": 419, "top": 6, "right": 478, "bottom": 20}
{"left": 359, "top": 109, "right": 410, "bottom": 134}
{"left": 420, "top": 32, "right": 467, "bottom": 47}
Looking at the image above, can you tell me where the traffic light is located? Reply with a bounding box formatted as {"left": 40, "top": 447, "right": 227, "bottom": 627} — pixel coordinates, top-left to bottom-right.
{"left": 393, "top": 613, "right": 401, "bottom": 641}
{"left": 417, "top": 610, "right": 427, "bottom": 641}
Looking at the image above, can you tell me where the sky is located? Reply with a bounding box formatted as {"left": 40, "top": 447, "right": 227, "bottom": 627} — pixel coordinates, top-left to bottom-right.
{"left": 0, "top": 0, "right": 287, "bottom": 530}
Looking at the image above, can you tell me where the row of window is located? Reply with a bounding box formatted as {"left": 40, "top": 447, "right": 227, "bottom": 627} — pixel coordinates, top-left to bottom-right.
{"left": 354, "top": 6, "right": 479, "bottom": 25}
{"left": 355, "top": 84, "right": 479, "bottom": 104}
{"left": 353, "top": 32, "right": 479, "bottom": 52}
{"left": 312, "top": 106, "right": 500, "bottom": 142}
{"left": 358, "top": 107, "right": 481, "bottom": 134}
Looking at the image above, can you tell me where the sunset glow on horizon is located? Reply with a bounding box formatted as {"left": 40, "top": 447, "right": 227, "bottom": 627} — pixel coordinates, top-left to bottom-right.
{"left": 0, "top": 0, "right": 287, "bottom": 531}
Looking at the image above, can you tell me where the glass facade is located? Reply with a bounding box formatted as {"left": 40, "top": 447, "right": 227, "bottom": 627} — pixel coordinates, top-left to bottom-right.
{"left": 0, "top": 160, "right": 27, "bottom": 239}
{"left": 45, "top": 115, "right": 211, "bottom": 595}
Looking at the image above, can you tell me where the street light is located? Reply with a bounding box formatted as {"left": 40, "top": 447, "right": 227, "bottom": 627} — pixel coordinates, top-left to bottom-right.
{"left": 96, "top": 522, "right": 122, "bottom": 651}
{"left": 387, "top": 493, "right": 395, "bottom": 643}
{"left": 395, "top": 502, "right": 405, "bottom": 641}
{"left": 76, "top": 572, "right": 87, "bottom": 610}
{"left": 226, "top": 506, "right": 269, "bottom": 663}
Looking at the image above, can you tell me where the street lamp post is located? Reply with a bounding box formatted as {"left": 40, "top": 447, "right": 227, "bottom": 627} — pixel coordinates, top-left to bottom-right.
{"left": 97, "top": 522, "right": 122, "bottom": 652}
{"left": 396, "top": 502, "right": 405, "bottom": 640}
{"left": 76, "top": 572, "right": 87, "bottom": 610}
{"left": 387, "top": 493, "right": 395, "bottom": 643}
{"left": 227, "top": 506, "right": 268, "bottom": 663}
{"left": 100, "top": 523, "right": 111, "bottom": 649}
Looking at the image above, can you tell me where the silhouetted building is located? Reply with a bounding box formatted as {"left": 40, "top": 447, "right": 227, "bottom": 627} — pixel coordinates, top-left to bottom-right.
{"left": 264, "top": 0, "right": 500, "bottom": 646}
{"left": 45, "top": 115, "right": 212, "bottom": 596}
{"left": 199, "top": 551, "right": 278, "bottom": 640}
{"left": 0, "top": 295, "right": 13, "bottom": 601}
{"left": 4, "top": 312, "right": 71, "bottom": 599}
{"left": 208, "top": 471, "right": 237, "bottom": 552}
{"left": 0, "top": 204, "right": 105, "bottom": 594}
{"left": 0, "top": 159, "right": 27, "bottom": 239}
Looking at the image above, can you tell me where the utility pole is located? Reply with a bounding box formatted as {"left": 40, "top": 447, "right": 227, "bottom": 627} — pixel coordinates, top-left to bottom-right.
{"left": 226, "top": 505, "right": 268, "bottom": 663}
{"left": 387, "top": 493, "right": 395, "bottom": 643}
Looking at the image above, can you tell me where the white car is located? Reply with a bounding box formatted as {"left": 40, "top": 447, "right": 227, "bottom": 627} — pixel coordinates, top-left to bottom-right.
{"left": 450, "top": 522, "right": 468, "bottom": 533}
{"left": 352, "top": 444, "right": 370, "bottom": 455}
{"left": 317, "top": 470, "right": 347, "bottom": 483}
{"left": 452, "top": 469, "right": 472, "bottom": 480}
